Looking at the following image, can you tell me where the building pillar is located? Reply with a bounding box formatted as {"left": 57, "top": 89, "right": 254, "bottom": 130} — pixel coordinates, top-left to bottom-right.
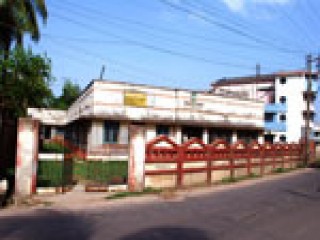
{"left": 145, "top": 125, "right": 156, "bottom": 142}
{"left": 87, "top": 120, "right": 104, "bottom": 152}
{"left": 202, "top": 128, "right": 209, "bottom": 144}
{"left": 128, "top": 125, "right": 146, "bottom": 192}
{"left": 175, "top": 126, "right": 182, "bottom": 144}
{"left": 50, "top": 126, "right": 56, "bottom": 139}
{"left": 232, "top": 131, "right": 238, "bottom": 143}
{"left": 258, "top": 133, "right": 264, "bottom": 144}
{"left": 119, "top": 122, "right": 129, "bottom": 144}
{"left": 15, "top": 118, "right": 39, "bottom": 197}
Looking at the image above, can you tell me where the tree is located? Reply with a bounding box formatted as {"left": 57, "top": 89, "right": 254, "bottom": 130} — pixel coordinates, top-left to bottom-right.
{"left": 52, "top": 80, "right": 81, "bottom": 110}
{"left": 0, "top": 47, "right": 53, "bottom": 116}
{"left": 0, "top": 0, "right": 48, "bottom": 54}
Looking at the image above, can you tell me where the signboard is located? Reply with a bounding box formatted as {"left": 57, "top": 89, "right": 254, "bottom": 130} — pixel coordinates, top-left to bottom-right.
{"left": 124, "top": 91, "right": 147, "bottom": 107}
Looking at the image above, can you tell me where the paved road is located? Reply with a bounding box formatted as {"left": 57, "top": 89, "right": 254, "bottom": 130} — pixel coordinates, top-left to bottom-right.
{"left": 1, "top": 169, "right": 320, "bottom": 240}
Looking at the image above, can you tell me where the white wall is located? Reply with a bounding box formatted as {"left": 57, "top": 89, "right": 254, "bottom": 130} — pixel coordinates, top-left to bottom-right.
{"left": 91, "top": 81, "right": 264, "bottom": 129}
{"left": 277, "top": 76, "right": 311, "bottom": 142}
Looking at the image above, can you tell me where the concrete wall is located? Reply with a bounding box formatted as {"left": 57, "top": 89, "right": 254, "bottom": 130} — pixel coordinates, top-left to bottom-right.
{"left": 15, "top": 118, "right": 39, "bottom": 197}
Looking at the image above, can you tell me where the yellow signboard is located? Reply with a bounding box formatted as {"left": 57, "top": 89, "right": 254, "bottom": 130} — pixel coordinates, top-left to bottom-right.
{"left": 124, "top": 91, "right": 147, "bottom": 107}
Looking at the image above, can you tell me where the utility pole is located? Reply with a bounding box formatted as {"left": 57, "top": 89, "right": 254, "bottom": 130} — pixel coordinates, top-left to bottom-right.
{"left": 99, "top": 65, "right": 106, "bottom": 79}
{"left": 304, "top": 54, "right": 313, "bottom": 165}
{"left": 256, "top": 63, "right": 261, "bottom": 77}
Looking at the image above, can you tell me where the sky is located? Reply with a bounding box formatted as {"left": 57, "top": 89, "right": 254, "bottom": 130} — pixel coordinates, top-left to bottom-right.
{"left": 27, "top": 0, "right": 320, "bottom": 96}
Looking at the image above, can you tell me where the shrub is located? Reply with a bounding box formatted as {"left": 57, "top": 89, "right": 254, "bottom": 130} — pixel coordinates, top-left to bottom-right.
{"left": 42, "top": 142, "right": 70, "bottom": 154}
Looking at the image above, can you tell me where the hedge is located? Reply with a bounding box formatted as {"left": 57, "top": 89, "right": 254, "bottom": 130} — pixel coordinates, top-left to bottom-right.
{"left": 37, "top": 160, "right": 128, "bottom": 187}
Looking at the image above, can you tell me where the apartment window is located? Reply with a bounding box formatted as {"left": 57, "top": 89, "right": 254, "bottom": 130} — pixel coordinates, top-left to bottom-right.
{"left": 264, "top": 113, "right": 274, "bottom": 122}
{"left": 280, "top": 77, "right": 287, "bottom": 84}
{"left": 156, "top": 125, "right": 170, "bottom": 136}
{"left": 280, "top": 114, "right": 286, "bottom": 122}
{"left": 279, "top": 96, "right": 286, "bottom": 104}
{"left": 104, "top": 121, "right": 119, "bottom": 143}
{"left": 280, "top": 135, "right": 286, "bottom": 143}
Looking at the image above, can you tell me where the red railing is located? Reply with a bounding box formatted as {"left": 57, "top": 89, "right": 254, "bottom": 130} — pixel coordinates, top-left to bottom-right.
{"left": 145, "top": 136, "right": 309, "bottom": 188}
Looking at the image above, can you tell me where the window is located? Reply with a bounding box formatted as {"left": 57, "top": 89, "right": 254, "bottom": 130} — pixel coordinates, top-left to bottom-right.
{"left": 156, "top": 125, "right": 170, "bottom": 136}
{"left": 104, "top": 121, "right": 119, "bottom": 143}
{"left": 279, "top": 96, "right": 286, "bottom": 104}
{"left": 279, "top": 114, "right": 286, "bottom": 122}
{"left": 280, "top": 77, "right": 286, "bottom": 84}
{"left": 265, "top": 113, "right": 274, "bottom": 122}
{"left": 280, "top": 135, "right": 286, "bottom": 143}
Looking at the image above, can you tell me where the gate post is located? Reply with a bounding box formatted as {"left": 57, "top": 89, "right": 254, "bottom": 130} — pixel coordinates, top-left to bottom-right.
{"left": 15, "top": 118, "right": 39, "bottom": 198}
{"left": 128, "top": 125, "right": 146, "bottom": 192}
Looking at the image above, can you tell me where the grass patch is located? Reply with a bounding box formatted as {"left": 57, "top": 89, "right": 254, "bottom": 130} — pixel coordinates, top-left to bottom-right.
{"left": 272, "top": 167, "right": 291, "bottom": 174}
{"left": 106, "top": 187, "right": 162, "bottom": 200}
{"left": 221, "top": 173, "right": 261, "bottom": 184}
{"left": 221, "top": 177, "right": 238, "bottom": 184}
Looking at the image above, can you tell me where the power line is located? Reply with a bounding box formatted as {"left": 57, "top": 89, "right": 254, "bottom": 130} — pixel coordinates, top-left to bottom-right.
{"left": 50, "top": 12, "right": 256, "bottom": 70}
{"left": 54, "top": 0, "right": 305, "bottom": 56}
{"left": 157, "top": 0, "right": 302, "bottom": 54}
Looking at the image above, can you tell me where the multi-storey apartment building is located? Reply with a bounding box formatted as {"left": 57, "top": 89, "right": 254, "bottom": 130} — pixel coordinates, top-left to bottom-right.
{"left": 28, "top": 79, "right": 265, "bottom": 159}
{"left": 211, "top": 71, "right": 319, "bottom": 143}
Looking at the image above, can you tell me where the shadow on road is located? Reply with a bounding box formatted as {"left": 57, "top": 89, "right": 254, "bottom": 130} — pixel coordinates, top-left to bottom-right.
{"left": 119, "top": 226, "right": 210, "bottom": 240}
{"left": 0, "top": 209, "right": 91, "bottom": 240}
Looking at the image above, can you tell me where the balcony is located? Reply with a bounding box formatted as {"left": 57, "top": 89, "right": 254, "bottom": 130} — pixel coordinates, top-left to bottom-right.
{"left": 302, "top": 110, "right": 315, "bottom": 121}
{"left": 303, "top": 91, "right": 317, "bottom": 102}
{"left": 265, "top": 103, "right": 287, "bottom": 113}
{"left": 265, "top": 122, "right": 286, "bottom": 132}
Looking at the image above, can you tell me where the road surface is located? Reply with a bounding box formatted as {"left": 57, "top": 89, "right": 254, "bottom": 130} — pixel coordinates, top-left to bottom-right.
{"left": 1, "top": 169, "right": 320, "bottom": 240}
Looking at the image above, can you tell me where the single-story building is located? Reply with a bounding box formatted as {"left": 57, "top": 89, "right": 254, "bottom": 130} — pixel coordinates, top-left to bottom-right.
{"left": 28, "top": 79, "right": 265, "bottom": 159}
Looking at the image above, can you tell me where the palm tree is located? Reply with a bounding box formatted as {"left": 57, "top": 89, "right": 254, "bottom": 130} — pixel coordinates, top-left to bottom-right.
{"left": 0, "top": 0, "right": 48, "bottom": 55}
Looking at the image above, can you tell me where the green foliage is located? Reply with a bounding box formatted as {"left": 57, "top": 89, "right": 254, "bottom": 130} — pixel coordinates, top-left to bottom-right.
{"left": 0, "top": 47, "right": 53, "bottom": 116}
{"left": 0, "top": 0, "right": 48, "bottom": 52}
{"left": 106, "top": 188, "right": 162, "bottom": 200}
{"left": 42, "top": 142, "right": 70, "bottom": 154}
{"left": 36, "top": 160, "right": 128, "bottom": 187}
{"left": 50, "top": 79, "right": 81, "bottom": 110}
{"left": 37, "top": 161, "right": 63, "bottom": 187}
{"left": 74, "top": 161, "right": 128, "bottom": 183}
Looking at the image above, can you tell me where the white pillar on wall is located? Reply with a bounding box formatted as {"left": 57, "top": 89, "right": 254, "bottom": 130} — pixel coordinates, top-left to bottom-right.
{"left": 175, "top": 126, "right": 182, "bottom": 144}
{"left": 87, "top": 120, "right": 104, "bottom": 151}
{"left": 50, "top": 126, "right": 56, "bottom": 139}
{"left": 258, "top": 133, "right": 264, "bottom": 144}
{"left": 15, "top": 118, "right": 39, "bottom": 197}
{"left": 145, "top": 125, "right": 156, "bottom": 142}
{"left": 203, "top": 128, "right": 209, "bottom": 144}
{"left": 128, "top": 125, "right": 146, "bottom": 192}
{"left": 119, "top": 122, "right": 129, "bottom": 144}
{"left": 232, "top": 131, "right": 238, "bottom": 143}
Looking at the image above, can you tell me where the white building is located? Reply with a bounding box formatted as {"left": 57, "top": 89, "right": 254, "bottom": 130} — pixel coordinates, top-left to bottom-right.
{"left": 28, "top": 79, "right": 265, "bottom": 159}
{"left": 211, "top": 71, "right": 319, "bottom": 143}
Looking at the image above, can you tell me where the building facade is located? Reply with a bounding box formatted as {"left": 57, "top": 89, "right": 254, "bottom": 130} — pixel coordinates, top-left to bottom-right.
{"left": 211, "top": 71, "right": 319, "bottom": 143}
{"left": 29, "top": 79, "right": 265, "bottom": 159}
